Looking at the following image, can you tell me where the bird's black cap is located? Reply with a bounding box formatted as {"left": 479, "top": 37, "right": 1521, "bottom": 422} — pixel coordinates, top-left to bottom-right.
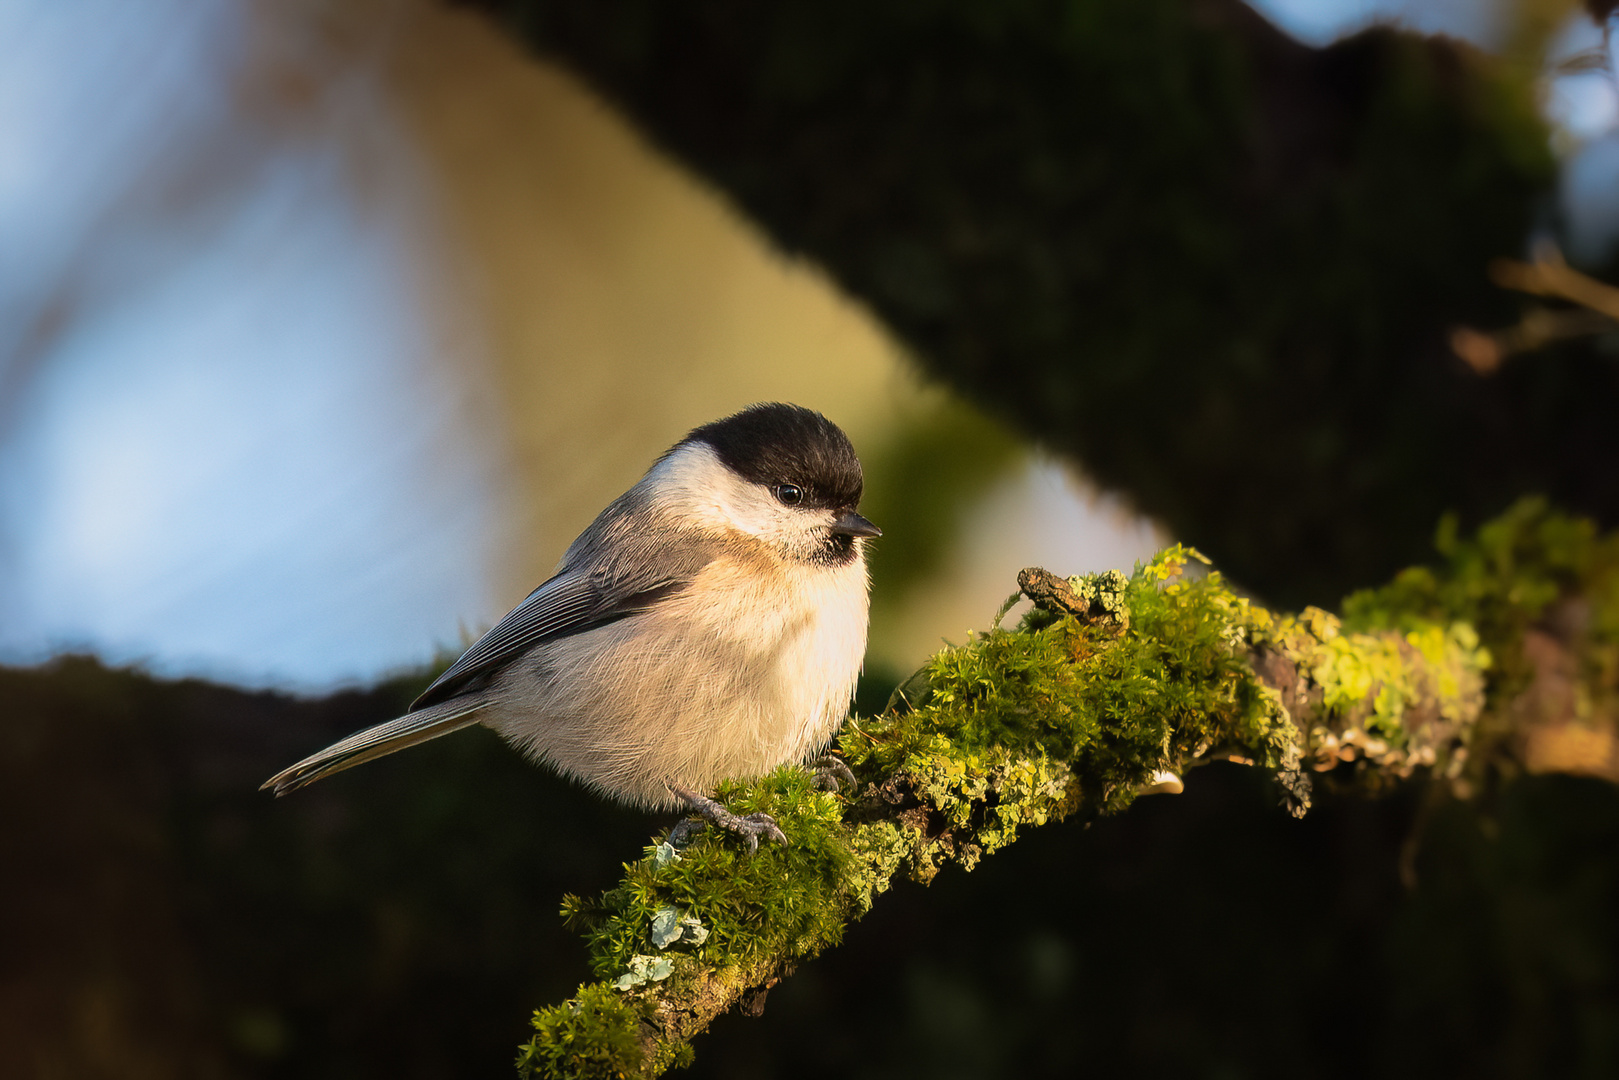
{"left": 687, "top": 403, "right": 864, "bottom": 511}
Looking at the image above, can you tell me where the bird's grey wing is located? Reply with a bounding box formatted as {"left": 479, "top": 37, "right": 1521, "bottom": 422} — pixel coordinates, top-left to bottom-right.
{"left": 410, "top": 536, "right": 715, "bottom": 710}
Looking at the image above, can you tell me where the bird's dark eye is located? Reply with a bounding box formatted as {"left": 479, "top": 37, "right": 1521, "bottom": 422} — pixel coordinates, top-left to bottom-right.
{"left": 774, "top": 483, "right": 804, "bottom": 506}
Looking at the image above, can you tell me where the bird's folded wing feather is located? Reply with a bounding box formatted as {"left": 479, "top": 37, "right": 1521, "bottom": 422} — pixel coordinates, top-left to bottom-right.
{"left": 410, "top": 531, "right": 716, "bottom": 710}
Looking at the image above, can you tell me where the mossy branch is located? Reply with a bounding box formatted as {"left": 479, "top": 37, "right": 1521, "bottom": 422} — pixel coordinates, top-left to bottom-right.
{"left": 518, "top": 499, "right": 1619, "bottom": 1078}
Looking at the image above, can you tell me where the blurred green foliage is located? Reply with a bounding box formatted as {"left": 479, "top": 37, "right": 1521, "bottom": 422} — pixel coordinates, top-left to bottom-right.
{"left": 1347, "top": 496, "right": 1619, "bottom": 721}
{"left": 469, "top": 0, "right": 1619, "bottom": 607}
{"left": 856, "top": 393, "right": 1021, "bottom": 618}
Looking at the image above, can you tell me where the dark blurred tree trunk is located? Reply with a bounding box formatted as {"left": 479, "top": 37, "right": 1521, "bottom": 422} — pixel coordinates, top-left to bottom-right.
{"left": 459, "top": 0, "right": 1619, "bottom": 609}
{"left": 0, "top": 657, "right": 655, "bottom": 1079}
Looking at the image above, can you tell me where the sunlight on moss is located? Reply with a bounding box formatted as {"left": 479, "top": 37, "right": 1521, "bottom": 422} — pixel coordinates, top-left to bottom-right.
{"left": 517, "top": 504, "right": 1619, "bottom": 1077}
{"left": 521, "top": 545, "right": 1340, "bottom": 1077}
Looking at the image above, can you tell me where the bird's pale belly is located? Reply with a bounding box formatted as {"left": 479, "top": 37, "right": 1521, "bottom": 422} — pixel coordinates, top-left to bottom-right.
{"left": 483, "top": 560, "right": 868, "bottom": 809}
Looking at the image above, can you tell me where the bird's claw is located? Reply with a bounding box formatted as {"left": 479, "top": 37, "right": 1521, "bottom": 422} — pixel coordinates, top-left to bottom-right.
{"left": 667, "top": 816, "right": 707, "bottom": 848}
{"left": 667, "top": 785, "right": 787, "bottom": 852}
{"left": 810, "top": 753, "right": 858, "bottom": 795}
{"left": 731, "top": 812, "right": 788, "bottom": 852}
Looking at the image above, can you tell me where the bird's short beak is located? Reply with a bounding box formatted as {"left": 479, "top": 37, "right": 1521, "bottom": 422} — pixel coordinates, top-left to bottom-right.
{"left": 831, "top": 511, "right": 882, "bottom": 538}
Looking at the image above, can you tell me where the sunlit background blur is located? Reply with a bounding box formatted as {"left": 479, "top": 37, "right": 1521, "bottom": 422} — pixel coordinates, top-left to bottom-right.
{"left": 2, "top": 0, "right": 1616, "bottom": 692}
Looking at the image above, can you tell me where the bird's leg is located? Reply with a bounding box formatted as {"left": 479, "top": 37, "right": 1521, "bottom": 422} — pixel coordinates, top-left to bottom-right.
{"left": 809, "top": 753, "right": 858, "bottom": 794}
{"left": 667, "top": 784, "right": 787, "bottom": 852}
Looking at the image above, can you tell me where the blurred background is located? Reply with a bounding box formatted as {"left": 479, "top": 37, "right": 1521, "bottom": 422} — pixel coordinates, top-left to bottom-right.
{"left": 0, "top": 0, "right": 1167, "bottom": 693}
{"left": 4, "top": 0, "right": 1618, "bottom": 1077}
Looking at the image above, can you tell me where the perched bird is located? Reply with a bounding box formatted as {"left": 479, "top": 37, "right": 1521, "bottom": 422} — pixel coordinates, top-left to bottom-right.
{"left": 262, "top": 403, "right": 879, "bottom": 847}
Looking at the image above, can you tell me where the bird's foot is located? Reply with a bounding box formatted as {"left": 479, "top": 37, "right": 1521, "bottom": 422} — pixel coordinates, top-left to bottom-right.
{"left": 667, "top": 785, "right": 787, "bottom": 853}
{"left": 809, "top": 753, "right": 858, "bottom": 795}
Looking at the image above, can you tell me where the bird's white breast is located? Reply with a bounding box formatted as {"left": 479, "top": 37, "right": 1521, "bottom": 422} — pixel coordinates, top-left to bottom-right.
{"left": 485, "top": 545, "right": 870, "bottom": 810}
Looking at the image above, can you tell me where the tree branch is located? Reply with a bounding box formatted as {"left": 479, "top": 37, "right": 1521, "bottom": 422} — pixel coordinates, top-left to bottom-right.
{"left": 519, "top": 512, "right": 1591, "bottom": 1076}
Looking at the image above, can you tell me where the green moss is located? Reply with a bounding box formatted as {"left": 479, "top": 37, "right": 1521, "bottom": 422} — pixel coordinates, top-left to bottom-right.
{"left": 561, "top": 768, "right": 852, "bottom": 984}
{"left": 1264, "top": 606, "right": 1489, "bottom": 749}
{"left": 516, "top": 983, "right": 644, "bottom": 1080}
{"left": 845, "top": 821, "right": 906, "bottom": 915}
{"left": 847, "top": 547, "right": 1296, "bottom": 822}
{"left": 648, "top": 1041, "right": 695, "bottom": 1076}
{"left": 522, "top": 536, "right": 1521, "bottom": 1075}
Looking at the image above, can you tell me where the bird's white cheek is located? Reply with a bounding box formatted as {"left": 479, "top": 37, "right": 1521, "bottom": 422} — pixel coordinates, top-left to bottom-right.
{"left": 642, "top": 443, "right": 787, "bottom": 539}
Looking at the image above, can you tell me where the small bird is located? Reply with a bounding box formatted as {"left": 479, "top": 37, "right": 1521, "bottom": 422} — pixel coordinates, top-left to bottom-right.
{"left": 262, "top": 403, "right": 879, "bottom": 847}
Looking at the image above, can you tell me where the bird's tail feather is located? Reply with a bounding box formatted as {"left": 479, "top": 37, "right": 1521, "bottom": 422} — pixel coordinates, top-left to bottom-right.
{"left": 261, "top": 697, "right": 490, "bottom": 796}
